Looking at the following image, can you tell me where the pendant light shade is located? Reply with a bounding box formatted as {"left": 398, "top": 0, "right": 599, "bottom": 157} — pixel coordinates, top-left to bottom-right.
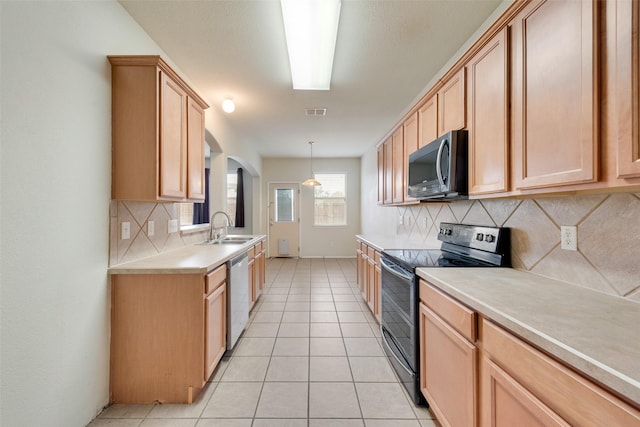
{"left": 302, "top": 141, "right": 321, "bottom": 186}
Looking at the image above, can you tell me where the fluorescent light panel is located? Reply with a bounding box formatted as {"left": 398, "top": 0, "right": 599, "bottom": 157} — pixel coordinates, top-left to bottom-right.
{"left": 281, "top": 0, "right": 341, "bottom": 90}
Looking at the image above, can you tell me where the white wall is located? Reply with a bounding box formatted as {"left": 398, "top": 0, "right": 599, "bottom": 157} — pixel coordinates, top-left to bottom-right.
{"left": 262, "top": 158, "right": 360, "bottom": 257}
{"left": 0, "top": 2, "right": 257, "bottom": 425}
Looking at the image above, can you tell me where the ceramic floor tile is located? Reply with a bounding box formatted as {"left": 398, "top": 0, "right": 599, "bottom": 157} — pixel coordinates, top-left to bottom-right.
{"left": 272, "top": 337, "right": 310, "bottom": 356}
{"left": 310, "top": 337, "right": 347, "bottom": 356}
{"left": 262, "top": 294, "right": 288, "bottom": 302}
{"left": 355, "top": 383, "right": 416, "bottom": 419}
{"left": 259, "top": 302, "right": 286, "bottom": 311}
{"left": 251, "top": 311, "right": 283, "bottom": 323}
{"left": 349, "top": 357, "right": 397, "bottom": 382}
{"left": 335, "top": 302, "right": 363, "bottom": 312}
{"left": 147, "top": 382, "right": 216, "bottom": 418}
{"left": 220, "top": 356, "right": 270, "bottom": 382}
{"left": 285, "top": 302, "right": 311, "bottom": 311}
{"left": 232, "top": 337, "right": 276, "bottom": 356}
{"left": 88, "top": 420, "right": 142, "bottom": 427}
{"left": 310, "top": 312, "right": 339, "bottom": 323}
{"left": 309, "top": 420, "right": 364, "bottom": 427}
{"left": 243, "top": 322, "right": 280, "bottom": 337}
{"left": 252, "top": 419, "right": 307, "bottom": 427}
{"left": 281, "top": 311, "right": 310, "bottom": 323}
{"left": 287, "top": 294, "right": 311, "bottom": 302}
{"left": 332, "top": 294, "right": 357, "bottom": 302}
{"left": 365, "top": 420, "right": 421, "bottom": 427}
{"left": 265, "top": 356, "right": 309, "bottom": 382}
{"left": 340, "top": 324, "right": 375, "bottom": 338}
{"left": 209, "top": 358, "right": 230, "bottom": 382}
{"left": 310, "top": 322, "right": 342, "bottom": 337}
{"left": 201, "top": 382, "right": 262, "bottom": 418}
{"left": 337, "top": 312, "right": 368, "bottom": 323}
{"left": 311, "top": 288, "right": 333, "bottom": 295}
{"left": 310, "top": 302, "right": 336, "bottom": 311}
{"left": 195, "top": 419, "right": 252, "bottom": 427}
{"left": 139, "top": 420, "right": 197, "bottom": 427}
{"left": 100, "top": 404, "right": 155, "bottom": 419}
{"left": 309, "top": 356, "right": 352, "bottom": 382}
{"left": 278, "top": 323, "right": 310, "bottom": 337}
{"left": 419, "top": 420, "right": 439, "bottom": 427}
{"left": 255, "top": 382, "right": 308, "bottom": 418}
{"left": 289, "top": 288, "right": 311, "bottom": 294}
{"left": 331, "top": 288, "right": 355, "bottom": 295}
{"left": 310, "top": 294, "right": 333, "bottom": 302}
{"left": 344, "top": 338, "right": 384, "bottom": 357}
{"left": 309, "top": 382, "right": 361, "bottom": 418}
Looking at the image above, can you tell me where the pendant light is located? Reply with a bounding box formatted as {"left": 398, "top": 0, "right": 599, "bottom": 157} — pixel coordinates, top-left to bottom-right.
{"left": 302, "top": 141, "right": 321, "bottom": 186}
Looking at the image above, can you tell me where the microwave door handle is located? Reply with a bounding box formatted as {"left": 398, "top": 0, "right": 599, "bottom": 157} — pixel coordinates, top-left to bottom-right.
{"left": 435, "top": 139, "right": 447, "bottom": 186}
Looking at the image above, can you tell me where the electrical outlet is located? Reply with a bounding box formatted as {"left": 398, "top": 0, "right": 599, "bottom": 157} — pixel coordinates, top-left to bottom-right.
{"left": 147, "top": 220, "right": 155, "bottom": 237}
{"left": 424, "top": 217, "right": 429, "bottom": 228}
{"left": 560, "top": 226, "right": 577, "bottom": 251}
{"left": 121, "top": 222, "right": 130, "bottom": 240}
{"left": 168, "top": 219, "right": 179, "bottom": 234}
{"left": 399, "top": 215, "right": 404, "bottom": 225}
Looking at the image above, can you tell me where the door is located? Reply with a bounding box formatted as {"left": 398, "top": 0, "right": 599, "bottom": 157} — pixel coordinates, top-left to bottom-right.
{"left": 268, "top": 182, "right": 300, "bottom": 257}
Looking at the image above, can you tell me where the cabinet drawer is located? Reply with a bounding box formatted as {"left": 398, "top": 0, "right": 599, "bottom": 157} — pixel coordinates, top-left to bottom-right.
{"left": 374, "top": 251, "right": 380, "bottom": 265}
{"left": 205, "top": 264, "right": 226, "bottom": 295}
{"left": 482, "top": 319, "right": 640, "bottom": 426}
{"left": 419, "top": 280, "right": 476, "bottom": 342}
{"left": 247, "top": 246, "right": 255, "bottom": 260}
{"left": 260, "top": 240, "right": 265, "bottom": 252}
{"left": 367, "top": 246, "right": 375, "bottom": 259}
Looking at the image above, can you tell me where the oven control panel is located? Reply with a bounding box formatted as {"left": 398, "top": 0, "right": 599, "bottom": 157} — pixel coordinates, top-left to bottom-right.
{"left": 438, "top": 223, "right": 507, "bottom": 253}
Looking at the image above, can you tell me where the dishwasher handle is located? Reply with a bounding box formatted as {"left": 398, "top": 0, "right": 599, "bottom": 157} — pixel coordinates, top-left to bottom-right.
{"left": 230, "top": 252, "right": 248, "bottom": 267}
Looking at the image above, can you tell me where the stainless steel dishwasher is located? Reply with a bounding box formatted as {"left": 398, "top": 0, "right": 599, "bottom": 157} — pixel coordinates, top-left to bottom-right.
{"left": 227, "top": 252, "right": 249, "bottom": 349}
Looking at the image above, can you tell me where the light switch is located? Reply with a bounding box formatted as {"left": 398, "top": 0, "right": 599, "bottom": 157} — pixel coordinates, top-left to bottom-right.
{"left": 168, "top": 219, "right": 179, "bottom": 234}
{"left": 147, "top": 220, "right": 155, "bottom": 237}
{"left": 121, "top": 222, "right": 130, "bottom": 240}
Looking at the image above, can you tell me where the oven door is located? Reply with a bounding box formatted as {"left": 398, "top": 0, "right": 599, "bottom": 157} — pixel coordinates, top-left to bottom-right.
{"left": 380, "top": 256, "right": 419, "bottom": 375}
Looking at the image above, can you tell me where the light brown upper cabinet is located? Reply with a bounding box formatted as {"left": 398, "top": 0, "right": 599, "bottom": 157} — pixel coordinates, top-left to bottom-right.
{"left": 616, "top": 0, "right": 640, "bottom": 178}
{"left": 383, "top": 137, "right": 393, "bottom": 205}
{"left": 392, "top": 127, "right": 405, "bottom": 204}
{"left": 418, "top": 95, "right": 438, "bottom": 148}
{"left": 510, "top": 0, "right": 598, "bottom": 190}
{"left": 109, "top": 55, "right": 209, "bottom": 202}
{"left": 403, "top": 112, "right": 419, "bottom": 202}
{"left": 438, "top": 68, "right": 466, "bottom": 136}
{"left": 377, "top": 145, "right": 385, "bottom": 205}
{"left": 467, "top": 27, "right": 510, "bottom": 195}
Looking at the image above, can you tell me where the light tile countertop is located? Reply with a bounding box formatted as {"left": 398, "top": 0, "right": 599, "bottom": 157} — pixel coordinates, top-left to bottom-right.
{"left": 417, "top": 267, "right": 640, "bottom": 406}
{"left": 356, "top": 234, "right": 439, "bottom": 252}
{"left": 108, "top": 235, "right": 266, "bottom": 275}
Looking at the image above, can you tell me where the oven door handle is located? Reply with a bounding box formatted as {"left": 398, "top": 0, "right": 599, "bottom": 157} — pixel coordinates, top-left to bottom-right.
{"left": 380, "top": 258, "right": 413, "bottom": 282}
{"left": 381, "top": 326, "right": 414, "bottom": 376}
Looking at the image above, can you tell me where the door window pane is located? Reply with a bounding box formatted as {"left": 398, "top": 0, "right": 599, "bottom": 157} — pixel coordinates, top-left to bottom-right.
{"left": 275, "top": 188, "right": 294, "bottom": 222}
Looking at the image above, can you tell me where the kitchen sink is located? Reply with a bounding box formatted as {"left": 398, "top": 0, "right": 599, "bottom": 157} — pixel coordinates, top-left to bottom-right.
{"left": 198, "top": 235, "right": 255, "bottom": 245}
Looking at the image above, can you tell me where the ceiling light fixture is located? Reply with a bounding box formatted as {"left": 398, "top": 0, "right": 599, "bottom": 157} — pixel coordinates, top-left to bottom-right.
{"left": 280, "top": 0, "right": 341, "bottom": 90}
{"left": 222, "top": 98, "right": 235, "bottom": 113}
{"left": 302, "top": 141, "right": 321, "bottom": 186}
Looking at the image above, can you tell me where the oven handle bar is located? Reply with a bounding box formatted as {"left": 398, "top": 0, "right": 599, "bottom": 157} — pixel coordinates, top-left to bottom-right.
{"left": 381, "top": 326, "right": 414, "bottom": 376}
{"left": 380, "top": 258, "right": 413, "bottom": 281}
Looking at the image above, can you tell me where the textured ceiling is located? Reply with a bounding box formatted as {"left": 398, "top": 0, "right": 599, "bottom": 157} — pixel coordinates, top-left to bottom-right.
{"left": 120, "top": 0, "right": 504, "bottom": 158}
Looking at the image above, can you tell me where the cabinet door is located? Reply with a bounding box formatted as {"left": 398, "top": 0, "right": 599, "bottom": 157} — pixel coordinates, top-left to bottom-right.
{"left": 392, "top": 127, "right": 404, "bottom": 204}
{"left": 374, "top": 264, "right": 381, "bottom": 323}
{"left": 511, "top": 0, "right": 598, "bottom": 189}
{"left": 383, "top": 138, "right": 393, "bottom": 204}
{"left": 187, "top": 98, "right": 206, "bottom": 200}
{"left": 438, "top": 68, "right": 466, "bottom": 135}
{"left": 403, "top": 112, "right": 419, "bottom": 202}
{"left": 205, "top": 283, "right": 226, "bottom": 381}
{"left": 616, "top": 0, "right": 640, "bottom": 178}
{"left": 159, "top": 72, "right": 187, "bottom": 199}
{"left": 420, "top": 303, "right": 477, "bottom": 427}
{"left": 418, "top": 95, "right": 438, "bottom": 148}
{"left": 254, "top": 250, "right": 263, "bottom": 299}
{"left": 467, "top": 27, "right": 510, "bottom": 195}
{"left": 482, "top": 357, "right": 570, "bottom": 427}
{"left": 367, "top": 257, "right": 375, "bottom": 314}
{"left": 377, "top": 145, "right": 385, "bottom": 204}
{"left": 248, "top": 258, "right": 256, "bottom": 308}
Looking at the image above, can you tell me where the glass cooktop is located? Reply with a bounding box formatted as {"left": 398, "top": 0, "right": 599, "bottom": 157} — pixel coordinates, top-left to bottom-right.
{"left": 382, "top": 248, "right": 496, "bottom": 271}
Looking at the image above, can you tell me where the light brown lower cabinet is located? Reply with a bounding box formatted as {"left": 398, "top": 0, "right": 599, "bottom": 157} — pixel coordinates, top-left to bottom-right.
{"left": 356, "top": 240, "right": 381, "bottom": 322}
{"left": 419, "top": 280, "right": 640, "bottom": 427}
{"left": 110, "top": 263, "right": 227, "bottom": 404}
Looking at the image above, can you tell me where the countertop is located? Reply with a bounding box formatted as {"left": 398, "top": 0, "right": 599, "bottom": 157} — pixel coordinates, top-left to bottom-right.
{"left": 356, "top": 234, "right": 439, "bottom": 252}
{"left": 109, "top": 235, "right": 265, "bottom": 275}
{"left": 416, "top": 267, "right": 640, "bottom": 406}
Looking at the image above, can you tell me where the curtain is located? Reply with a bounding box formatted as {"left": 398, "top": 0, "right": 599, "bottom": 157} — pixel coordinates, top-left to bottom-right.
{"left": 235, "top": 167, "right": 245, "bottom": 227}
{"left": 192, "top": 168, "right": 210, "bottom": 224}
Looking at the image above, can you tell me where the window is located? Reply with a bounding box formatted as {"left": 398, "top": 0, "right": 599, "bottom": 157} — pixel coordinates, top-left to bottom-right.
{"left": 179, "top": 203, "right": 194, "bottom": 226}
{"left": 227, "top": 172, "right": 237, "bottom": 221}
{"left": 275, "top": 188, "right": 295, "bottom": 222}
{"left": 314, "top": 173, "right": 347, "bottom": 226}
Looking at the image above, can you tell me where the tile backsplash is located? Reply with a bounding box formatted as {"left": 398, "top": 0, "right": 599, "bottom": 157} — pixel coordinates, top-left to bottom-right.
{"left": 395, "top": 192, "right": 640, "bottom": 303}
{"left": 109, "top": 201, "right": 208, "bottom": 266}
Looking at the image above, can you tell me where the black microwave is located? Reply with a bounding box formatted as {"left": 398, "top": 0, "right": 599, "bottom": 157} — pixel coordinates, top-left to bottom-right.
{"left": 407, "top": 129, "right": 468, "bottom": 200}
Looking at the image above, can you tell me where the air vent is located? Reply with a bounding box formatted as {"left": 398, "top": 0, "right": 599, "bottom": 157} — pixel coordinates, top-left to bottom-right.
{"left": 304, "top": 108, "right": 327, "bottom": 116}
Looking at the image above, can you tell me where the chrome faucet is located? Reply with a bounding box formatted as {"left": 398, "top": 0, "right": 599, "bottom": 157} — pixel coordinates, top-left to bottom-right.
{"left": 209, "top": 211, "right": 232, "bottom": 242}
